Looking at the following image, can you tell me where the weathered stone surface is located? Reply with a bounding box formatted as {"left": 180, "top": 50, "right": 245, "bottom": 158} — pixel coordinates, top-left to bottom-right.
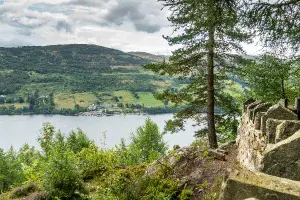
{"left": 247, "top": 101, "right": 263, "bottom": 121}
{"left": 261, "top": 104, "right": 297, "bottom": 135}
{"left": 219, "top": 170, "right": 300, "bottom": 200}
{"left": 262, "top": 130, "right": 300, "bottom": 181}
{"left": 265, "top": 119, "right": 284, "bottom": 143}
{"left": 219, "top": 141, "right": 236, "bottom": 152}
{"left": 237, "top": 114, "right": 266, "bottom": 171}
{"left": 243, "top": 99, "right": 256, "bottom": 112}
{"left": 254, "top": 112, "right": 265, "bottom": 130}
{"left": 251, "top": 103, "right": 272, "bottom": 123}
{"left": 275, "top": 120, "right": 300, "bottom": 142}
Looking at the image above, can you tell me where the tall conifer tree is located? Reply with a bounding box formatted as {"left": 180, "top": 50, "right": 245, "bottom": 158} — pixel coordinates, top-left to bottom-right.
{"left": 146, "top": 0, "right": 250, "bottom": 148}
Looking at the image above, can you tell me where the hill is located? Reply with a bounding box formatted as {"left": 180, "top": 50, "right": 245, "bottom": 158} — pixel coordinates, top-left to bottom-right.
{"left": 129, "top": 51, "right": 169, "bottom": 62}
{"left": 0, "top": 44, "right": 182, "bottom": 114}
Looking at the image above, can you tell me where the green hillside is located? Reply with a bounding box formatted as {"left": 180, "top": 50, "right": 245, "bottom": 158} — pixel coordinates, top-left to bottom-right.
{"left": 0, "top": 44, "right": 180, "bottom": 114}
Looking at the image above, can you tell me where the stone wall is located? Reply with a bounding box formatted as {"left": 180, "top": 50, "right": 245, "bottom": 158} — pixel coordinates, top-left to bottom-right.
{"left": 220, "top": 100, "right": 300, "bottom": 200}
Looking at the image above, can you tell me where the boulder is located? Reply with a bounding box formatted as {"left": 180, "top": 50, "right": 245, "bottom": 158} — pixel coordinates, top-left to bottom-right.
{"left": 275, "top": 120, "right": 300, "bottom": 142}
{"left": 251, "top": 103, "right": 272, "bottom": 123}
{"left": 265, "top": 119, "right": 284, "bottom": 143}
{"left": 262, "top": 130, "right": 300, "bottom": 181}
{"left": 219, "top": 170, "right": 300, "bottom": 200}
{"left": 260, "top": 104, "right": 297, "bottom": 135}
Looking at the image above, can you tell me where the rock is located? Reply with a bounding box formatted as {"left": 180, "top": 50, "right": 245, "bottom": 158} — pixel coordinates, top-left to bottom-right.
{"left": 260, "top": 104, "right": 297, "bottom": 135}
{"left": 219, "top": 170, "right": 300, "bottom": 200}
{"left": 243, "top": 99, "right": 256, "bottom": 112}
{"left": 207, "top": 149, "right": 226, "bottom": 161}
{"left": 219, "top": 141, "right": 236, "bottom": 152}
{"left": 275, "top": 120, "right": 300, "bottom": 142}
{"left": 262, "top": 130, "right": 300, "bottom": 181}
{"left": 254, "top": 112, "right": 265, "bottom": 130}
{"left": 265, "top": 119, "right": 284, "bottom": 143}
{"left": 251, "top": 103, "right": 272, "bottom": 123}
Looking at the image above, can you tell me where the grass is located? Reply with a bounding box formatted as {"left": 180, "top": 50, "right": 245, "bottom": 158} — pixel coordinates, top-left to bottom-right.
{"left": 0, "top": 103, "right": 29, "bottom": 108}
{"left": 113, "top": 91, "right": 165, "bottom": 107}
{"left": 54, "top": 93, "right": 98, "bottom": 110}
{"left": 2, "top": 91, "right": 165, "bottom": 111}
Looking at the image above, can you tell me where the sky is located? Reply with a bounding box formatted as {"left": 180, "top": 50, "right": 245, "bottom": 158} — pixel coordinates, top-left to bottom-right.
{"left": 0, "top": 0, "right": 261, "bottom": 55}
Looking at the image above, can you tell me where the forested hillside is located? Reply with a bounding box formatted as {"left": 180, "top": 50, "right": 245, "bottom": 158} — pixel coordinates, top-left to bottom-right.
{"left": 0, "top": 45, "right": 183, "bottom": 114}
{"left": 0, "top": 44, "right": 168, "bottom": 94}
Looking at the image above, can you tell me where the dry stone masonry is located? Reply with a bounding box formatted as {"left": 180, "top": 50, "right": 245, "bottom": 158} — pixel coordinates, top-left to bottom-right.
{"left": 220, "top": 99, "right": 300, "bottom": 200}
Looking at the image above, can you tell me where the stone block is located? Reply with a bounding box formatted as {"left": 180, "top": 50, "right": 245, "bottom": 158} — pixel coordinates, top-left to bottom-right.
{"left": 260, "top": 104, "right": 297, "bottom": 135}
{"left": 251, "top": 103, "right": 272, "bottom": 123}
{"left": 254, "top": 112, "right": 265, "bottom": 130}
{"left": 262, "top": 130, "right": 300, "bottom": 181}
{"left": 266, "top": 119, "right": 284, "bottom": 144}
{"left": 275, "top": 120, "right": 300, "bottom": 143}
{"left": 219, "top": 170, "right": 300, "bottom": 200}
{"left": 243, "top": 99, "right": 256, "bottom": 112}
{"left": 247, "top": 101, "right": 262, "bottom": 121}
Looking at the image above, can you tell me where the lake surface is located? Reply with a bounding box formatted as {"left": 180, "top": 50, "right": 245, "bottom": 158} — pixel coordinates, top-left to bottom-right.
{"left": 0, "top": 114, "right": 197, "bottom": 151}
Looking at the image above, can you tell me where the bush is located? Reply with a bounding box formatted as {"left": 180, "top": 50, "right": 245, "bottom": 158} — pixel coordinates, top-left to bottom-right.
{"left": 66, "top": 129, "right": 94, "bottom": 154}
{"left": 0, "top": 147, "right": 25, "bottom": 193}
{"left": 42, "top": 145, "right": 87, "bottom": 199}
{"left": 117, "top": 118, "right": 167, "bottom": 165}
{"left": 77, "top": 144, "right": 118, "bottom": 180}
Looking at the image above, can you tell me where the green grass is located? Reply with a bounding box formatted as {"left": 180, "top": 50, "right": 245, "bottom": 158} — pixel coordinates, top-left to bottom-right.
{"left": 54, "top": 93, "right": 98, "bottom": 110}
{"left": 113, "top": 91, "right": 164, "bottom": 107}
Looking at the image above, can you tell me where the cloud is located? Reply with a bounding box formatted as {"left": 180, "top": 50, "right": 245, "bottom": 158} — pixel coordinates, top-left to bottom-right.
{"left": 67, "top": 0, "right": 110, "bottom": 7}
{"left": 0, "top": 0, "right": 174, "bottom": 54}
{"left": 103, "top": 0, "right": 168, "bottom": 33}
{"left": 56, "top": 20, "right": 73, "bottom": 33}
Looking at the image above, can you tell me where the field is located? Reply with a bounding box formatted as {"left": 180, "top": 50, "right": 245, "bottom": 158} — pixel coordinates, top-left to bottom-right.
{"left": 0, "top": 103, "right": 29, "bottom": 108}
{"left": 54, "top": 93, "right": 98, "bottom": 110}
{"left": 52, "top": 91, "right": 165, "bottom": 110}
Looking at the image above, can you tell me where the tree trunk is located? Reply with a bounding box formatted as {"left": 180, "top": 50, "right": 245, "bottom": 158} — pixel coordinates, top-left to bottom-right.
{"left": 207, "top": 26, "right": 218, "bottom": 149}
{"left": 281, "top": 78, "right": 286, "bottom": 99}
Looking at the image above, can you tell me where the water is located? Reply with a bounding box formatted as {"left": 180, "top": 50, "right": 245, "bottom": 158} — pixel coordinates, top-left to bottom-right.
{"left": 0, "top": 114, "right": 198, "bottom": 151}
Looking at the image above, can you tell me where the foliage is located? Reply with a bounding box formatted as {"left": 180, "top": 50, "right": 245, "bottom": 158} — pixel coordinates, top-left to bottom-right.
{"left": 0, "top": 147, "right": 25, "bottom": 193}
{"left": 42, "top": 146, "right": 87, "bottom": 199}
{"left": 242, "top": 0, "right": 300, "bottom": 50}
{"left": 236, "top": 54, "right": 300, "bottom": 103}
{"left": 117, "top": 118, "right": 167, "bottom": 166}
{"left": 145, "top": 0, "right": 250, "bottom": 148}
{"left": 66, "top": 129, "right": 94, "bottom": 154}
{"left": 77, "top": 144, "right": 118, "bottom": 180}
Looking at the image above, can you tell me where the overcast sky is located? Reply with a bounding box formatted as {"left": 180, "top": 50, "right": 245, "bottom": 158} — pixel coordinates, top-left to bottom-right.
{"left": 0, "top": 0, "right": 261, "bottom": 55}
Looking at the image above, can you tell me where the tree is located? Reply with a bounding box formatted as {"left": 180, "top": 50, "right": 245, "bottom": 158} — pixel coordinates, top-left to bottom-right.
{"left": 243, "top": 0, "right": 300, "bottom": 50}
{"left": 237, "top": 54, "right": 300, "bottom": 102}
{"left": 118, "top": 118, "right": 167, "bottom": 165}
{"left": 146, "top": 0, "right": 250, "bottom": 148}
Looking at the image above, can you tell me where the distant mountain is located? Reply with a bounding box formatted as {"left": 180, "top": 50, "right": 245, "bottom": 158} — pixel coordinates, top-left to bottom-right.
{"left": 129, "top": 52, "right": 169, "bottom": 62}
{"left": 0, "top": 44, "right": 172, "bottom": 95}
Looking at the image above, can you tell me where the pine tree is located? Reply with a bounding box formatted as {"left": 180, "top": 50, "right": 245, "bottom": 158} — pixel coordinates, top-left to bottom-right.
{"left": 146, "top": 0, "right": 250, "bottom": 148}
{"left": 243, "top": 0, "right": 300, "bottom": 50}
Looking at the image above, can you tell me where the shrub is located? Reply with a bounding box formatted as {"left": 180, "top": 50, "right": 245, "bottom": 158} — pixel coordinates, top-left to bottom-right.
{"left": 66, "top": 129, "right": 94, "bottom": 154}
{"left": 42, "top": 144, "right": 87, "bottom": 199}
{"left": 117, "top": 118, "right": 167, "bottom": 166}
{"left": 0, "top": 147, "right": 25, "bottom": 193}
{"left": 77, "top": 144, "right": 118, "bottom": 180}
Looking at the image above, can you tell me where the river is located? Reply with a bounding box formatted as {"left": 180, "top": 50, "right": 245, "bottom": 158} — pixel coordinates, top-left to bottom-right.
{"left": 0, "top": 114, "right": 197, "bottom": 151}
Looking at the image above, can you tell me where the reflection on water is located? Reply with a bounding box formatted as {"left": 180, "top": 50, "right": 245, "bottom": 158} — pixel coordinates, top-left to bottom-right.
{"left": 0, "top": 114, "right": 198, "bottom": 150}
